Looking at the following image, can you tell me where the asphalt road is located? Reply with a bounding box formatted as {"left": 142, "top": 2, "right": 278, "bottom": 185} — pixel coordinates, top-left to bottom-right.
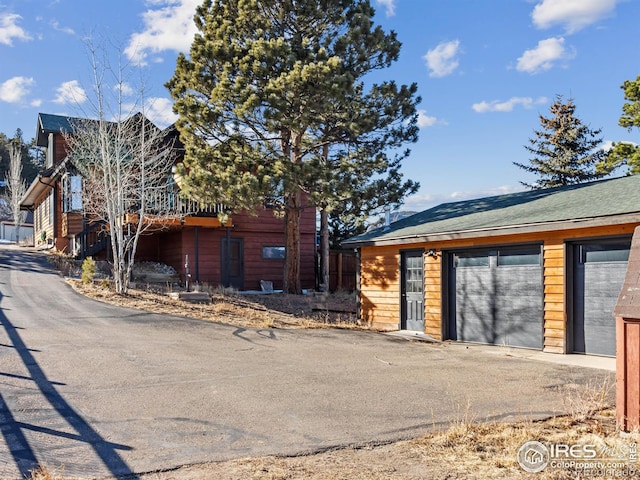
{"left": 0, "top": 244, "right": 611, "bottom": 479}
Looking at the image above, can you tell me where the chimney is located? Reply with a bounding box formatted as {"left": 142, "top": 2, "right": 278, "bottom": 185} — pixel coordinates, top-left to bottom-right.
{"left": 383, "top": 206, "right": 391, "bottom": 231}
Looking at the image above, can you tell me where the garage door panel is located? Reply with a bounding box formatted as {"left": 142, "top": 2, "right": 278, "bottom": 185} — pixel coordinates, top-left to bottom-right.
{"left": 456, "top": 268, "right": 491, "bottom": 294}
{"left": 509, "top": 328, "right": 542, "bottom": 349}
{"left": 452, "top": 246, "right": 543, "bottom": 349}
{"left": 582, "top": 263, "right": 626, "bottom": 351}
{"left": 457, "top": 317, "right": 502, "bottom": 344}
{"left": 573, "top": 242, "right": 630, "bottom": 356}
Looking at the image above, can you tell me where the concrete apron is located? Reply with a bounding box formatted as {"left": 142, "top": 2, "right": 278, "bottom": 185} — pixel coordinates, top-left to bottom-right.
{"left": 386, "top": 331, "right": 615, "bottom": 372}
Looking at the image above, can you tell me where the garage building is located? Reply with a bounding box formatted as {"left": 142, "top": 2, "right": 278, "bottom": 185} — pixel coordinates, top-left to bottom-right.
{"left": 343, "top": 176, "right": 640, "bottom": 355}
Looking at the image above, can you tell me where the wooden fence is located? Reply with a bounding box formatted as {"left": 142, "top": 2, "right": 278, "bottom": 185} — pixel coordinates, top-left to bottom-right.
{"left": 328, "top": 249, "right": 357, "bottom": 292}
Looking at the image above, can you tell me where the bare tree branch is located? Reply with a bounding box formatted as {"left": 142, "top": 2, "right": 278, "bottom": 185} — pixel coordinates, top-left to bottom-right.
{"left": 6, "top": 141, "right": 26, "bottom": 242}
{"left": 64, "top": 40, "right": 180, "bottom": 294}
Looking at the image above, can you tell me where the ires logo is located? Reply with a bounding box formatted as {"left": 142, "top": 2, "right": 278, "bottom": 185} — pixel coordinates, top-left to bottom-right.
{"left": 517, "top": 441, "right": 598, "bottom": 473}
{"left": 548, "top": 443, "right": 597, "bottom": 459}
{"left": 518, "top": 441, "right": 549, "bottom": 473}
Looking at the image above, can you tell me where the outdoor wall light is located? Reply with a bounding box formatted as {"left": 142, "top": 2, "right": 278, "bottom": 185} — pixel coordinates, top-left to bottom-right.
{"left": 426, "top": 249, "right": 438, "bottom": 258}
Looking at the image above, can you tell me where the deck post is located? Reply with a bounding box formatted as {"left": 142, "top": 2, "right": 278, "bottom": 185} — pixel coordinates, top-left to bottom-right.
{"left": 615, "top": 225, "right": 640, "bottom": 431}
{"left": 617, "top": 316, "right": 640, "bottom": 430}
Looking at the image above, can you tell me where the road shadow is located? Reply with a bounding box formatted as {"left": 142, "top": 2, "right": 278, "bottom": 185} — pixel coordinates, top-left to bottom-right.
{"left": 0, "top": 247, "right": 58, "bottom": 275}
{"left": 0, "top": 286, "right": 138, "bottom": 477}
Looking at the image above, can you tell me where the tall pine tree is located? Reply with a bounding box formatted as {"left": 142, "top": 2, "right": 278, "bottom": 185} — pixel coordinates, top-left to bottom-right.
{"left": 597, "top": 75, "right": 640, "bottom": 175}
{"left": 167, "top": 0, "right": 420, "bottom": 293}
{"left": 514, "top": 95, "right": 607, "bottom": 189}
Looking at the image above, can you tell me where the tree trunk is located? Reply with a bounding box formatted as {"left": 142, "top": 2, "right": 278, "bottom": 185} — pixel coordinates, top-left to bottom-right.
{"left": 283, "top": 189, "right": 302, "bottom": 294}
{"left": 320, "top": 208, "right": 329, "bottom": 292}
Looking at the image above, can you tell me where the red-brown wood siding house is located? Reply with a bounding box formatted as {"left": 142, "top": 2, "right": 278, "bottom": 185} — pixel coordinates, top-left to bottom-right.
{"left": 20, "top": 113, "right": 315, "bottom": 291}
{"left": 343, "top": 176, "right": 640, "bottom": 356}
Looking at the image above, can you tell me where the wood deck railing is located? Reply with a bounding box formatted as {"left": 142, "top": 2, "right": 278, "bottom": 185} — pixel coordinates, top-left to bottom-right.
{"left": 142, "top": 189, "right": 226, "bottom": 216}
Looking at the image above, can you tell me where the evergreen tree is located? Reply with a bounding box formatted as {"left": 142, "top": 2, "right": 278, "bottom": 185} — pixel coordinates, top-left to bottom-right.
{"left": 514, "top": 95, "right": 607, "bottom": 189}
{"left": 597, "top": 75, "right": 640, "bottom": 175}
{"left": 167, "top": 0, "right": 420, "bottom": 293}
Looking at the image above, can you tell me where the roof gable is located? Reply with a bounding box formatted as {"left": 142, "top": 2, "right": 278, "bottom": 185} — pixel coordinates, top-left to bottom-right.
{"left": 344, "top": 175, "right": 640, "bottom": 246}
{"left": 36, "top": 113, "right": 86, "bottom": 146}
{"left": 35, "top": 112, "right": 163, "bottom": 147}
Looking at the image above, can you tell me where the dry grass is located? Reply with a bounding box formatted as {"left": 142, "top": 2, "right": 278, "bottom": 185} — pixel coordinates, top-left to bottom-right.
{"left": 26, "top": 465, "right": 66, "bottom": 480}
{"left": 136, "top": 406, "right": 634, "bottom": 480}
{"left": 27, "top": 408, "right": 629, "bottom": 480}
{"left": 561, "top": 375, "right": 614, "bottom": 422}
{"left": 67, "top": 280, "right": 365, "bottom": 331}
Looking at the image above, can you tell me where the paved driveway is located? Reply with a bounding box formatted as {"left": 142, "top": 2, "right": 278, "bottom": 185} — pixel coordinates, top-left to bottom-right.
{"left": 0, "top": 245, "right": 611, "bottom": 479}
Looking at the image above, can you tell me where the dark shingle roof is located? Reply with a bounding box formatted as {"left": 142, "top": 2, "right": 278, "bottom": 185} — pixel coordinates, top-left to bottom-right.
{"left": 36, "top": 113, "right": 88, "bottom": 146}
{"left": 36, "top": 112, "right": 174, "bottom": 147}
{"left": 344, "top": 175, "right": 640, "bottom": 247}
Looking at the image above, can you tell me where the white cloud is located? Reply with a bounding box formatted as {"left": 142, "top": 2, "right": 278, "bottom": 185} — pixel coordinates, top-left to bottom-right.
{"left": 516, "top": 37, "right": 574, "bottom": 74}
{"left": 404, "top": 185, "right": 525, "bottom": 212}
{"left": 449, "top": 185, "right": 524, "bottom": 200}
{"left": 0, "top": 13, "right": 32, "bottom": 46}
{"left": 375, "top": 0, "right": 396, "bottom": 17}
{"left": 423, "top": 40, "right": 461, "bottom": 78}
{"left": 50, "top": 19, "right": 75, "bottom": 35}
{"left": 116, "top": 82, "right": 135, "bottom": 97}
{"left": 53, "top": 80, "right": 87, "bottom": 105}
{"left": 125, "top": 0, "right": 200, "bottom": 64}
{"left": 532, "top": 0, "right": 618, "bottom": 34}
{"left": 604, "top": 140, "right": 638, "bottom": 152}
{"left": 124, "top": 97, "right": 178, "bottom": 128}
{"left": 143, "top": 97, "right": 178, "bottom": 127}
{"left": 0, "top": 76, "right": 35, "bottom": 103}
{"left": 472, "top": 96, "right": 548, "bottom": 113}
{"left": 417, "top": 110, "right": 438, "bottom": 128}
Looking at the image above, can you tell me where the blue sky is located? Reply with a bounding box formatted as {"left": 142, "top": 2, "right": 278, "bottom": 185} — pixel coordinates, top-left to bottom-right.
{"left": 1, "top": 0, "right": 639, "bottom": 212}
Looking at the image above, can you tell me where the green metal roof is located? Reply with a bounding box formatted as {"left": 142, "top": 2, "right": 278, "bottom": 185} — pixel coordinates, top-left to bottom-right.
{"left": 343, "top": 175, "right": 640, "bottom": 247}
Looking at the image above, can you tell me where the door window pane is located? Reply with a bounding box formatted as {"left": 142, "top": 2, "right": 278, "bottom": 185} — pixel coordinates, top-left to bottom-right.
{"left": 582, "top": 244, "right": 630, "bottom": 263}
{"left": 497, "top": 246, "right": 541, "bottom": 266}
{"left": 456, "top": 252, "right": 490, "bottom": 267}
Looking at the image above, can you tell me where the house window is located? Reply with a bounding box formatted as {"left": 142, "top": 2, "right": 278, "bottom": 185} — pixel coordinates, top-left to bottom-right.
{"left": 46, "top": 133, "right": 54, "bottom": 168}
{"left": 262, "top": 246, "right": 285, "bottom": 259}
{"left": 46, "top": 192, "right": 52, "bottom": 220}
{"left": 34, "top": 204, "right": 40, "bottom": 232}
{"left": 62, "top": 174, "right": 83, "bottom": 212}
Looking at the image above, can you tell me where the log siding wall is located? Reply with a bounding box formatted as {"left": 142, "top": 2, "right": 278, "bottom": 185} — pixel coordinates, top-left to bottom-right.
{"left": 543, "top": 240, "right": 565, "bottom": 353}
{"left": 360, "top": 246, "right": 400, "bottom": 331}
{"left": 359, "top": 223, "right": 639, "bottom": 352}
{"left": 424, "top": 253, "right": 441, "bottom": 339}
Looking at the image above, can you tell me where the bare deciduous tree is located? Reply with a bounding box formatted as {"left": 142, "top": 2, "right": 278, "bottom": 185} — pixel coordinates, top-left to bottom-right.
{"left": 64, "top": 41, "right": 179, "bottom": 294}
{"left": 6, "top": 141, "right": 27, "bottom": 242}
